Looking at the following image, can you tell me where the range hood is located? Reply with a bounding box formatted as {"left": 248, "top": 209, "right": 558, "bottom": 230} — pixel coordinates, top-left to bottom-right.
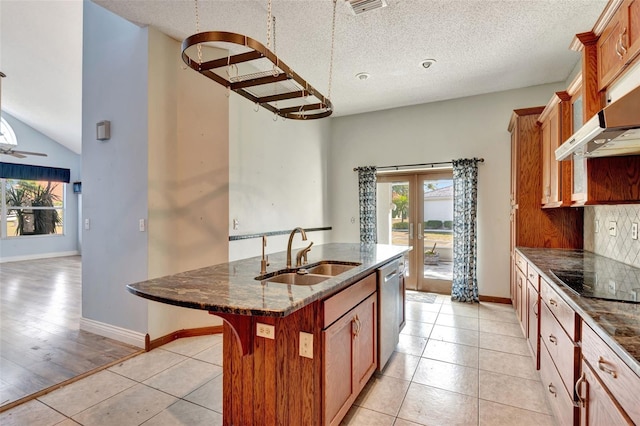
{"left": 555, "top": 85, "right": 640, "bottom": 160}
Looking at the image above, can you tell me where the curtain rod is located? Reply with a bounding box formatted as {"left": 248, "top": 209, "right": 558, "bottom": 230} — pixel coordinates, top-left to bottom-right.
{"left": 353, "top": 158, "right": 484, "bottom": 172}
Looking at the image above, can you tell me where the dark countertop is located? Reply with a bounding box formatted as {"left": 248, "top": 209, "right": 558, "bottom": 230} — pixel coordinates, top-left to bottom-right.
{"left": 516, "top": 247, "right": 640, "bottom": 377}
{"left": 127, "top": 243, "right": 407, "bottom": 318}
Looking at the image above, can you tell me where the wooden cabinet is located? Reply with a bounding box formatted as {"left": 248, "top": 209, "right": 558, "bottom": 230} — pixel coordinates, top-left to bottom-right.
{"left": 508, "top": 109, "right": 583, "bottom": 307}
{"left": 577, "top": 360, "right": 634, "bottom": 426}
{"left": 581, "top": 323, "right": 640, "bottom": 424}
{"left": 515, "top": 264, "right": 526, "bottom": 335}
{"left": 323, "top": 277, "right": 377, "bottom": 426}
{"left": 526, "top": 271, "right": 540, "bottom": 369}
{"left": 598, "top": 0, "right": 640, "bottom": 90}
{"left": 539, "top": 92, "right": 573, "bottom": 208}
{"left": 539, "top": 278, "right": 580, "bottom": 425}
{"left": 539, "top": 339, "right": 578, "bottom": 426}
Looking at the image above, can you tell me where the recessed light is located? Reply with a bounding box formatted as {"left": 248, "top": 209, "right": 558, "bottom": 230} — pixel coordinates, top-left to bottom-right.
{"left": 355, "top": 72, "right": 370, "bottom": 81}
{"left": 420, "top": 59, "right": 436, "bottom": 69}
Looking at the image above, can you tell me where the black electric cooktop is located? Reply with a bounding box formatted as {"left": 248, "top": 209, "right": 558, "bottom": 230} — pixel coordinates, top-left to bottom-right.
{"left": 550, "top": 269, "right": 640, "bottom": 304}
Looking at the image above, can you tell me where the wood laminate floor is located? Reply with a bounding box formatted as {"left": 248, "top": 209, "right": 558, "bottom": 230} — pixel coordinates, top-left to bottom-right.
{"left": 0, "top": 256, "right": 141, "bottom": 409}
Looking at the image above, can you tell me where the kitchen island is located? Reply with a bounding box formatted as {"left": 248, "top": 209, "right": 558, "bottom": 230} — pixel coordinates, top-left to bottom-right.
{"left": 128, "top": 243, "right": 407, "bottom": 426}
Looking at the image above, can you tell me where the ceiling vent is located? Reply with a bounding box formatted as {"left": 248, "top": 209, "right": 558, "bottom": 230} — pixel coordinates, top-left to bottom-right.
{"left": 346, "top": 0, "right": 388, "bottom": 15}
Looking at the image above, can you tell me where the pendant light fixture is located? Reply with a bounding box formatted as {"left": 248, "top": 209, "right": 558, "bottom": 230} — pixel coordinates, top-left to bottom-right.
{"left": 182, "top": 0, "right": 337, "bottom": 120}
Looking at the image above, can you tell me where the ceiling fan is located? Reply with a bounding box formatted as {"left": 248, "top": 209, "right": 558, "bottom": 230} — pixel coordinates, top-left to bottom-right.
{"left": 0, "top": 145, "right": 49, "bottom": 159}
{"left": 0, "top": 72, "right": 48, "bottom": 159}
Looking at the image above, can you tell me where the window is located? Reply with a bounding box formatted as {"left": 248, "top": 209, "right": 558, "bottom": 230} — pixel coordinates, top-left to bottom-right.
{"left": 1, "top": 179, "right": 65, "bottom": 238}
{"left": 0, "top": 117, "right": 18, "bottom": 148}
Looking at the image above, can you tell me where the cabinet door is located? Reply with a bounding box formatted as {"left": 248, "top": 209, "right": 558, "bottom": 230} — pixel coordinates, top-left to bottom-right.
{"left": 578, "top": 361, "right": 633, "bottom": 426}
{"left": 598, "top": 10, "right": 627, "bottom": 90}
{"left": 526, "top": 281, "right": 539, "bottom": 369}
{"left": 541, "top": 116, "right": 552, "bottom": 206}
{"left": 323, "top": 310, "right": 356, "bottom": 426}
{"left": 627, "top": 0, "right": 640, "bottom": 63}
{"left": 353, "top": 293, "right": 377, "bottom": 392}
{"left": 323, "top": 293, "right": 378, "bottom": 426}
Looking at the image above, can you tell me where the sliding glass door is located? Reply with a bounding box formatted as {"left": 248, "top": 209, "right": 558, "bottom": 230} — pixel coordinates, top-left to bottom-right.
{"left": 377, "top": 170, "right": 453, "bottom": 293}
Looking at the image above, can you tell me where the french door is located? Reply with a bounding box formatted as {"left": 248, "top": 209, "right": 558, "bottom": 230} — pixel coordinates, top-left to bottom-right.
{"left": 377, "top": 171, "right": 454, "bottom": 292}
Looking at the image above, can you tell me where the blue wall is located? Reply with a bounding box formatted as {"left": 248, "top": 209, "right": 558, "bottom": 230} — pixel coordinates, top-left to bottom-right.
{"left": 0, "top": 113, "right": 81, "bottom": 261}
{"left": 81, "top": 0, "right": 148, "bottom": 334}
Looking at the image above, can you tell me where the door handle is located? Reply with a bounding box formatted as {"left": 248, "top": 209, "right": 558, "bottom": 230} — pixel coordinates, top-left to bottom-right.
{"left": 417, "top": 222, "right": 423, "bottom": 240}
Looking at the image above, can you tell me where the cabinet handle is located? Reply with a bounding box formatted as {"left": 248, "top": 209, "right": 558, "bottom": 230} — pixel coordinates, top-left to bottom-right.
{"left": 575, "top": 372, "right": 586, "bottom": 408}
{"left": 619, "top": 27, "right": 628, "bottom": 56}
{"left": 352, "top": 316, "right": 358, "bottom": 338}
{"left": 549, "top": 299, "right": 558, "bottom": 307}
{"left": 548, "top": 334, "right": 557, "bottom": 345}
{"left": 598, "top": 356, "right": 617, "bottom": 378}
{"left": 616, "top": 35, "right": 624, "bottom": 59}
{"left": 533, "top": 301, "right": 538, "bottom": 317}
{"left": 547, "top": 383, "right": 557, "bottom": 396}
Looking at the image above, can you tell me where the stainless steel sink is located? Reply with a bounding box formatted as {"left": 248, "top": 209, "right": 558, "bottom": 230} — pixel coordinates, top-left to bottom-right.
{"left": 264, "top": 273, "right": 330, "bottom": 286}
{"left": 305, "top": 262, "right": 360, "bottom": 276}
{"left": 256, "top": 261, "right": 361, "bottom": 285}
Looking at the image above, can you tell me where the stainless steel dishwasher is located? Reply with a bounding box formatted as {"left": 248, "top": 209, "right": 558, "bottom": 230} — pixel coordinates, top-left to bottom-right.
{"left": 377, "top": 259, "right": 401, "bottom": 371}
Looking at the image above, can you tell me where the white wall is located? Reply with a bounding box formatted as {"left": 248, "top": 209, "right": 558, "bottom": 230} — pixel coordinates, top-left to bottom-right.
{"left": 228, "top": 96, "right": 332, "bottom": 261}
{"left": 81, "top": 0, "right": 149, "bottom": 335}
{"left": 146, "top": 28, "right": 227, "bottom": 338}
{"left": 329, "top": 83, "right": 565, "bottom": 298}
{"left": 0, "top": 113, "right": 81, "bottom": 261}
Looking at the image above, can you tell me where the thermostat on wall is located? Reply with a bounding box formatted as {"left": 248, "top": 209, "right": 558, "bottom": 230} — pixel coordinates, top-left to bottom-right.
{"left": 96, "top": 120, "right": 111, "bottom": 140}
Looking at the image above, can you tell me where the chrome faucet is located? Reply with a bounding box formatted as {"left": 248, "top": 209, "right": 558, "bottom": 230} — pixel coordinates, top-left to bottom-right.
{"left": 286, "top": 227, "right": 307, "bottom": 268}
{"left": 260, "top": 235, "right": 269, "bottom": 275}
{"left": 296, "top": 241, "right": 314, "bottom": 266}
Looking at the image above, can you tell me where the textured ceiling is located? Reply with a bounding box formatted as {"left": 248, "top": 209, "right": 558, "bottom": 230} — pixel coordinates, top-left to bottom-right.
{"left": 1, "top": 0, "right": 607, "bottom": 155}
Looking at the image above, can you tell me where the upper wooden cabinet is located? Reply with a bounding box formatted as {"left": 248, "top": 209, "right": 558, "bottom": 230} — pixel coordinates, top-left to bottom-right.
{"left": 597, "top": 0, "right": 640, "bottom": 90}
{"left": 538, "top": 92, "right": 572, "bottom": 208}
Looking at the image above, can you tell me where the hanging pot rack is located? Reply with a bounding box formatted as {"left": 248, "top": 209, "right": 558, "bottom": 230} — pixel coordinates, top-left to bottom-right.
{"left": 181, "top": 31, "right": 333, "bottom": 120}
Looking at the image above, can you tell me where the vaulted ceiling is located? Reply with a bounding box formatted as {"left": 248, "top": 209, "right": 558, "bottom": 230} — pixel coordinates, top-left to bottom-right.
{"left": 0, "top": 0, "right": 607, "bottom": 154}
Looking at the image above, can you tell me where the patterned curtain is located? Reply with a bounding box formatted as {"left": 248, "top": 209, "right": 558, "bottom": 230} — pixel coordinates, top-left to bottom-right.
{"left": 357, "top": 166, "right": 377, "bottom": 244}
{"left": 451, "top": 158, "right": 480, "bottom": 303}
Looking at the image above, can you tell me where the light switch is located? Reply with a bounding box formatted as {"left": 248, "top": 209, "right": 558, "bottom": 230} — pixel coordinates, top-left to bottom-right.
{"left": 609, "top": 221, "right": 617, "bottom": 237}
{"left": 139, "top": 219, "right": 146, "bottom": 232}
{"left": 84, "top": 218, "right": 90, "bottom": 230}
{"left": 632, "top": 223, "right": 638, "bottom": 240}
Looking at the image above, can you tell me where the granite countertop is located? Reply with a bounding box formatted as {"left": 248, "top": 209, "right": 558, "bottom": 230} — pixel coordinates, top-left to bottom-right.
{"left": 516, "top": 247, "right": 640, "bottom": 377}
{"left": 127, "top": 243, "right": 407, "bottom": 318}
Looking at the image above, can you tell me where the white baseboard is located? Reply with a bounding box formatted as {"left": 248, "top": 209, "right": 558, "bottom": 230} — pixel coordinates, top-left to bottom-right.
{"left": 80, "top": 317, "right": 146, "bottom": 349}
{"left": 0, "top": 250, "right": 80, "bottom": 263}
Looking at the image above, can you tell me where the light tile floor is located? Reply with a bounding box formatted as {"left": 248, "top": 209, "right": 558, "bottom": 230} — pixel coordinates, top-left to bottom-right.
{"left": 0, "top": 295, "right": 557, "bottom": 426}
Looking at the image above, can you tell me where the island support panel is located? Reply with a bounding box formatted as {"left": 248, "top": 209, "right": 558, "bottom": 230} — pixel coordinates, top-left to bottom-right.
{"left": 219, "top": 301, "right": 323, "bottom": 425}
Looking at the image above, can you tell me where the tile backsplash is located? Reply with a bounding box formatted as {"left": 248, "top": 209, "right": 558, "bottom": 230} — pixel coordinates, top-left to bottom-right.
{"left": 584, "top": 205, "right": 640, "bottom": 268}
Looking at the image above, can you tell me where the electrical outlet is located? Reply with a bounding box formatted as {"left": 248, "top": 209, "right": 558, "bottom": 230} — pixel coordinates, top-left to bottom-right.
{"left": 139, "top": 219, "right": 146, "bottom": 232}
{"left": 608, "top": 279, "right": 616, "bottom": 295}
{"left": 299, "top": 332, "right": 313, "bottom": 359}
{"left": 609, "top": 221, "right": 617, "bottom": 237}
{"left": 256, "top": 323, "right": 274, "bottom": 339}
{"left": 632, "top": 223, "right": 638, "bottom": 240}
{"left": 84, "top": 218, "right": 90, "bottom": 230}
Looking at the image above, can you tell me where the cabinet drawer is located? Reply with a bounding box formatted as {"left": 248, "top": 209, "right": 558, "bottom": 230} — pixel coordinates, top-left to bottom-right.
{"left": 582, "top": 324, "right": 640, "bottom": 424}
{"left": 526, "top": 265, "right": 539, "bottom": 290}
{"left": 539, "top": 342, "right": 577, "bottom": 426}
{"left": 540, "top": 278, "right": 578, "bottom": 341}
{"left": 323, "top": 273, "right": 376, "bottom": 328}
{"left": 578, "top": 360, "right": 634, "bottom": 426}
{"left": 515, "top": 252, "right": 527, "bottom": 273}
{"left": 540, "top": 302, "right": 579, "bottom": 396}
